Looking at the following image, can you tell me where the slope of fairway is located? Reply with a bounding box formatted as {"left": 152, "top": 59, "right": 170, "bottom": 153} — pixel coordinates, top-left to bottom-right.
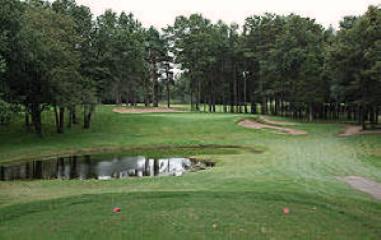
{"left": 0, "top": 105, "right": 381, "bottom": 239}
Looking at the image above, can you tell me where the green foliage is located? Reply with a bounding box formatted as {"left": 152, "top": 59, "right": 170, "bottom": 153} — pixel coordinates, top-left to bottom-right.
{"left": 0, "top": 98, "right": 16, "bottom": 125}
{"left": 0, "top": 99, "right": 11, "bottom": 125}
{"left": 93, "top": 10, "right": 149, "bottom": 103}
{"left": 0, "top": 57, "right": 5, "bottom": 73}
{"left": 242, "top": 14, "right": 327, "bottom": 107}
{"left": 165, "top": 14, "right": 240, "bottom": 110}
{"left": 328, "top": 6, "right": 381, "bottom": 106}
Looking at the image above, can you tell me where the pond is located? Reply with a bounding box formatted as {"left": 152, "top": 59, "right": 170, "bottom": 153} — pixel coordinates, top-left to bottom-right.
{"left": 0, "top": 155, "right": 215, "bottom": 181}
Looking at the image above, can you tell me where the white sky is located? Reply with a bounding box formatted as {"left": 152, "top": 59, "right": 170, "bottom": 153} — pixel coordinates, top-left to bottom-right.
{"left": 76, "top": 0, "right": 380, "bottom": 29}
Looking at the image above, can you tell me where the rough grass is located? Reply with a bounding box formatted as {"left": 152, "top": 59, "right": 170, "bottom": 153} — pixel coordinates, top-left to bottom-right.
{"left": 0, "top": 105, "right": 381, "bottom": 239}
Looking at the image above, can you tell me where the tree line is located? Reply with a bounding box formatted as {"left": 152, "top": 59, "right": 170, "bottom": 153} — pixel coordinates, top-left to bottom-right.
{"left": 0, "top": 0, "right": 380, "bottom": 136}
{"left": 166, "top": 7, "right": 380, "bottom": 129}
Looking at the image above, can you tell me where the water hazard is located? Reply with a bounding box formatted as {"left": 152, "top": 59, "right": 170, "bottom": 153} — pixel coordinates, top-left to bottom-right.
{"left": 0, "top": 155, "right": 215, "bottom": 181}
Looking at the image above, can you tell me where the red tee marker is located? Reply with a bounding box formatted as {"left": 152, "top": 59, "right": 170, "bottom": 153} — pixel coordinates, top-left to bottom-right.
{"left": 113, "top": 208, "right": 121, "bottom": 213}
{"left": 283, "top": 208, "right": 290, "bottom": 215}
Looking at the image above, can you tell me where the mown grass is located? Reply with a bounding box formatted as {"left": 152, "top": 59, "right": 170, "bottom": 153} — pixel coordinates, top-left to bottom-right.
{"left": 0, "top": 105, "right": 381, "bottom": 239}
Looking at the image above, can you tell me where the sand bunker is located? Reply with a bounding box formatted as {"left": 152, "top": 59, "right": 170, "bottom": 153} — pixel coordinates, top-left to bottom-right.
{"left": 259, "top": 116, "right": 296, "bottom": 126}
{"left": 338, "top": 176, "right": 381, "bottom": 200}
{"left": 113, "top": 107, "right": 184, "bottom": 114}
{"left": 338, "top": 125, "right": 381, "bottom": 137}
{"left": 238, "top": 119, "right": 307, "bottom": 135}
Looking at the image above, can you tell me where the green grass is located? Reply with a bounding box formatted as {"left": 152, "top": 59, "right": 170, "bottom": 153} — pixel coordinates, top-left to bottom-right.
{"left": 0, "top": 105, "right": 381, "bottom": 239}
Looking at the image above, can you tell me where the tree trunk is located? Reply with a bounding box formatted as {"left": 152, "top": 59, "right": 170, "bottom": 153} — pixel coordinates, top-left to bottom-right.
{"left": 196, "top": 79, "right": 201, "bottom": 111}
{"left": 360, "top": 105, "right": 366, "bottom": 130}
{"left": 262, "top": 98, "right": 267, "bottom": 115}
{"left": 54, "top": 106, "right": 65, "bottom": 133}
{"left": 25, "top": 108, "right": 30, "bottom": 130}
{"left": 309, "top": 103, "right": 314, "bottom": 121}
{"left": 369, "top": 106, "right": 375, "bottom": 129}
{"left": 72, "top": 106, "right": 78, "bottom": 124}
{"left": 269, "top": 98, "right": 274, "bottom": 115}
{"left": 58, "top": 107, "right": 65, "bottom": 134}
{"left": 233, "top": 68, "right": 238, "bottom": 113}
{"left": 54, "top": 106, "right": 59, "bottom": 133}
{"left": 274, "top": 98, "right": 279, "bottom": 116}
{"left": 151, "top": 57, "right": 159, "bottom": 108}
{"left": 280, "top": 99, "right": 285, "bottom": 117}
{"left": 68, "top": 107, "right": 73, "bottom": 129}
{"left": 212, "top": 91, "right": 216, "bottom": 112}
{"left": 251, "top": 96, "right": 257, "bottom": 114}
{"left": 84, "top": 104, "right": 94, "bottom": 129}
{"left": 222, "top": 94, "right": 227, "bottom": 113}
{"left": 153, "top": 80, "right": 159, "bottom": 107}
{"left": 144, "top": 78, "right": 150, "bottom": 107}
{"left": 167, "top": 80, "right": 170, "bottom": 108}
{"left": 31, "top": 103, "right": 42, "bottom": 137}
{"left": 115, "top": 86, "right": 122, "bottom": 105}
{"left": 208, "top": 94, "right": 211, "bottom": 112}
{"left": 230, "top": 79, "right": 234, "bottom": 113}
{"left": 190, "top": 74, "right": 194, "bottom": 111}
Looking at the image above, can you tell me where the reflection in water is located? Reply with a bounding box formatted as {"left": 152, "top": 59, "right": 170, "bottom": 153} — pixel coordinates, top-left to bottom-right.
{"left": 0, "top": 155, "right": 214, "bottom": 181}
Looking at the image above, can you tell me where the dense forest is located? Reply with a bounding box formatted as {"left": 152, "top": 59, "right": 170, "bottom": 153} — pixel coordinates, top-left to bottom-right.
{"left": 0, "top": 0, "right": 380, "bottom": 136}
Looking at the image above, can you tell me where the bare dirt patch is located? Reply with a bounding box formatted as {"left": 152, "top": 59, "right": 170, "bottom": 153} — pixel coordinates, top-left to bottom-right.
{"left": 337, "top": 176, "right": 381, "bottom": 200}
{"left": 238, "top": 119, "right": 307, "bottom": 135}
{"left": 338, "top": 125, "right": 381, "bottom": 137}
{"left": 259, "top": 116, "right": 296, "bottom": 126}
{"left": 113, "top": 107, "right": 184, "bottom": 114}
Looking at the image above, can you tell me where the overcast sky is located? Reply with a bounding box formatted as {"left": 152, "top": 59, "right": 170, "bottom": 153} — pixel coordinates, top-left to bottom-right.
{"left": 76, "top": 0, "right": 380, "bottom": 29}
